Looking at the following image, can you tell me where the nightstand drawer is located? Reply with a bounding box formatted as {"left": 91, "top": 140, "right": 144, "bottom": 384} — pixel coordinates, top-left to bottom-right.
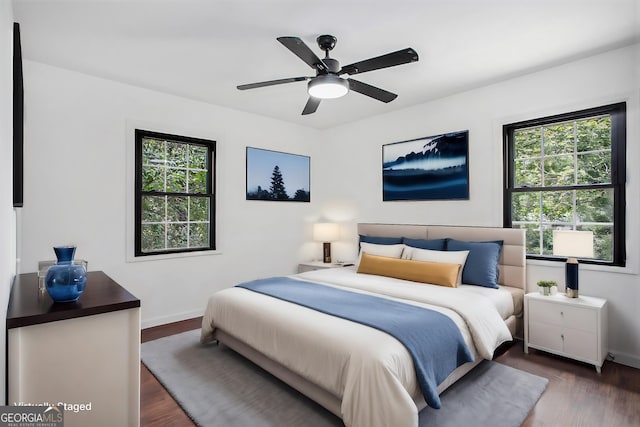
{"left": 564, "top": 329, "right": 598, "bottom": 361}
{"left": 529, "top": 299, "right": 597, "bottom": 332}
{"left": 529, "top": 320, "right": 598, "bottom": 361}
{"left": 529, "top": 320, "right": 563, "bottom": 352}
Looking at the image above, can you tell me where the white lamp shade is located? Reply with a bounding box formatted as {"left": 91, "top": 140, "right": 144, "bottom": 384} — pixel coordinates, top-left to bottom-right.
{"left": 313, "top": 223, "right": 340, "bottom": 242}
{"left": 552, "top": 230, "right": 594, "bottom": 258}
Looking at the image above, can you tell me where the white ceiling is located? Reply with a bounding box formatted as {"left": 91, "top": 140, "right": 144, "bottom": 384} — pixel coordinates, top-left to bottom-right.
{"left": 12, "top": 0, "right": 640, "bottom": 129}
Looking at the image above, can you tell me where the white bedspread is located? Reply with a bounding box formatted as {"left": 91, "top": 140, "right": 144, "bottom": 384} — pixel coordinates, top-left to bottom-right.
{"left": 201, "top": 268, "right": 512, "bottom": 427}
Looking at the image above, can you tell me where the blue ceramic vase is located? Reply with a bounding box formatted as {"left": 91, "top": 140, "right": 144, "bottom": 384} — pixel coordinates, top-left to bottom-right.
{"left": 45, "top": 246, "right": 87, "bottom": 302}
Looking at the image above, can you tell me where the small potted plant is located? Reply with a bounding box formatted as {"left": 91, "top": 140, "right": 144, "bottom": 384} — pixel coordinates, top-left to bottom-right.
{"left": 536, "top": 280, "right": 556, "bottom": 296}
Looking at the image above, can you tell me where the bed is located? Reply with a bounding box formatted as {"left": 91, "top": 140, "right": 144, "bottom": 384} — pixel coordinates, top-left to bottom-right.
{"left": 201, "top": 224, "right": 526, "bottom": 427}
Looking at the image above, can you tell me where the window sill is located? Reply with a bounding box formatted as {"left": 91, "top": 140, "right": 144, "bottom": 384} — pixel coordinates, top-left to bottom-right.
{"left": 126, "top": 249, "right": 222, "bottom": 263}
{"left": 526, "top": 258, "right": 637, "bottom": 275}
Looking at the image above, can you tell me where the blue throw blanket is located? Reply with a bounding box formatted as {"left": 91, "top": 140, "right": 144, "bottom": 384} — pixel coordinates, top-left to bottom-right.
{"left": 236, "top": 277, "right": 473, "bottom": 409}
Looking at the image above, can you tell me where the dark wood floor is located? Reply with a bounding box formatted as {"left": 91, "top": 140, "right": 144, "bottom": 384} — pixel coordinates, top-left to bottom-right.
{"left": 141, "top": 318, "right": 201, "bottom": 427}
{"left": 141, "top": 318, "right": 640, "bottom": 427}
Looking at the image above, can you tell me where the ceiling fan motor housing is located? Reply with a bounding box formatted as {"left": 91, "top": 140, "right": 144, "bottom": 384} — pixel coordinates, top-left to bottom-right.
{"left": 317, "top": 34, "right": 337, "bottom": 52}
{"left": 321, "top": 57, "right": 341, "bottom": 74}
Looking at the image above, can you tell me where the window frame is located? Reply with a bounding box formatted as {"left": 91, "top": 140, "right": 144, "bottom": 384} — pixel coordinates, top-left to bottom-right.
{"left": 134, "top": 129, "right": 216, "bottom": 257}
{"left": 503, "top": 102, "right": 626, "bottom": 267}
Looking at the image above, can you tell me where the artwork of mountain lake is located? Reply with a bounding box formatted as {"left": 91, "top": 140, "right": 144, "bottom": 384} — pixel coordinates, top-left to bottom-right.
{"left": 382, "top": 130, "right": 469, "bottom": 201}
{"left": 246, "top": 147, "right": 310, "bottom": 202}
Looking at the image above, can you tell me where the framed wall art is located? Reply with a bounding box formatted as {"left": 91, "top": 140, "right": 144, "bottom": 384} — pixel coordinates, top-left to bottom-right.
{"left": 246, "top": 147, "right": 310, "bottom": 202}
{"left": 13, "top": 22, "right": 24, "bottom": 207}
{"left": 382, "top": 130, "right": 469, "bottom": 201}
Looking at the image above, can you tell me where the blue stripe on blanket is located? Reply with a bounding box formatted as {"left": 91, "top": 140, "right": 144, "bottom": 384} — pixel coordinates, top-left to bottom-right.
{"left": 236, "top": 277, "right": 474, "bottom": 409}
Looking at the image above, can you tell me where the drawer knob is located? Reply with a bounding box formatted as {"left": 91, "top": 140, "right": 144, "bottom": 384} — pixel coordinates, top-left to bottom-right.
{"left": 561, "top": 311, "right": 564, "bottom": 316}
{"left": 561, "top": 334, "right": 564, "bottom": 340}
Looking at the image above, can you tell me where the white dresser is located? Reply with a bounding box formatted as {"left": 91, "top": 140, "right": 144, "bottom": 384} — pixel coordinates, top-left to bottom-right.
{"left": 524, "top": 292, "right": 607, "bottom": 373}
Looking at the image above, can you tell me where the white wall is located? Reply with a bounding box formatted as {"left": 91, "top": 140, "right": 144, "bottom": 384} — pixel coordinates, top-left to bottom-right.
{"left": 317, "top": 44, "right": 640, "bottom": 368}
{"left": 19, "top": 42, "right": 640, "bottom": 367}
{"left": 0, "top": 1, "right": 17, "bottom": 404}
{"left": 19, "top": 61, "right": 322, "bottom": 327}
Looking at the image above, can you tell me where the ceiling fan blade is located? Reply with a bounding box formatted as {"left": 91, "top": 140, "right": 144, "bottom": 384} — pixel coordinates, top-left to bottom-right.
{"left": 277, "top": 37, "right": 328, "bottom": 72}
{"left": 340, "top": 48, "right": 418, "bottom": 76}
{"left": 237, "top": 76, "right": 311, "bottom": 90}
{"left": 348, "top": 79, "right": 397, "bottom": 103}
{"left": 302, "top": 97, "right": 321, "bottom": 115}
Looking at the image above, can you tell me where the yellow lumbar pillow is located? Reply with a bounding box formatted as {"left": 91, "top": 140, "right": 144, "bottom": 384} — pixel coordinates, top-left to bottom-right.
{"left": 357, "top": 252, "right": 461, "bottom": 288}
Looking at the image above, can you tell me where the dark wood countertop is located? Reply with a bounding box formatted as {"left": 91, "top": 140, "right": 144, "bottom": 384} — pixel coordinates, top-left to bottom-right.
{"left": 7, "top": 271, "right": 140, "bottom": 329}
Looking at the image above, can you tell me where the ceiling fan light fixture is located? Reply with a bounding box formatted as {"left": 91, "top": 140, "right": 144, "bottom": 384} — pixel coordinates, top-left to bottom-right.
{"left": 307, "top": 75, "right": 349, "bottom": 99}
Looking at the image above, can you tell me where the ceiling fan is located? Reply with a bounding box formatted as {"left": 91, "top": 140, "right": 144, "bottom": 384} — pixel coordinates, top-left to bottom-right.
{"left": 237, "top": 35, "right": 419, "bottom": 115}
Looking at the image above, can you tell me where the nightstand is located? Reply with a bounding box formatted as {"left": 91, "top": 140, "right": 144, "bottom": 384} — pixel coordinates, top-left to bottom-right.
{"left": 524, "top": 292, "right": 608, "bottom": 373}
{"left": 297, "top": 261, "right": 354, "bottom": 273}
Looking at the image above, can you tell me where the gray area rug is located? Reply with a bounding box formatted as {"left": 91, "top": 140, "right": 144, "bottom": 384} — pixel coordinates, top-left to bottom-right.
{"left": 142, "top": 330, "right": 548, "bottom": 427}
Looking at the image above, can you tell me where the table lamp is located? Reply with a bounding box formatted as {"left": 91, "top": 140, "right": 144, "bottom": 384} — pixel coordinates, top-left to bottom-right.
{"left": 313, "top": 223, "right": 340, "bottom": 263}
{"left": 552, "top": 230, "right": 594, "bottom": 298}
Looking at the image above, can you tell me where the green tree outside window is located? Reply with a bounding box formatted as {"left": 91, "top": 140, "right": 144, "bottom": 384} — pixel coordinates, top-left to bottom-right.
{"left": 135, "top": 130, "right": 215, "bottom": 256}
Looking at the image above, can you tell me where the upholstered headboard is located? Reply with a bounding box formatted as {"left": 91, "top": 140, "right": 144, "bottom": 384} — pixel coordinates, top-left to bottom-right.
{"left": 357, "top": 223, "right": 526, "bottom": 290}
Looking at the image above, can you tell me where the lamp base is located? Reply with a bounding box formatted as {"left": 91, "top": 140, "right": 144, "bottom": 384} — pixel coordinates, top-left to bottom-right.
{"left": 565, "top": 257, "right": 579, "bottom": 298}
{"left": 322, "top": 242, "right": 331, "bottom": 263}
{"left": 565, "top": 288, "right": 579, "bottom": 298}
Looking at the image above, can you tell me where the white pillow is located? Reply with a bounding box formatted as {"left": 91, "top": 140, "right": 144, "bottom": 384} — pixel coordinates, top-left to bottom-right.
{"left": 408, "top": 247, "right": 469, "bottom": 286}
{"left": 358, "top": 242, "right": 405, "bottom": 266}
{"left": 401, "top": 244, "right": 414, "bottom": 259}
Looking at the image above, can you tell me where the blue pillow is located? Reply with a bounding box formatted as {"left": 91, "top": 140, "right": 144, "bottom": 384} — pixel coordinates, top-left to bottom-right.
{"left": 402, "top": 237, "right": 447, "bottom": 251}
{"left": 359, "top": 235, "right": 403, "bottom": 245}
{"left": 446, "top": 239, "right": 503, "bottom": 288}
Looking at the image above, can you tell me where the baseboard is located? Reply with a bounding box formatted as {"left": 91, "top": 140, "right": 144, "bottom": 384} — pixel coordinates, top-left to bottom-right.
{"left": 608, "top": 349, "right": 640, "bottom": 370}
{"left": 142, "top": 309, "right": 203, "bottom": 329}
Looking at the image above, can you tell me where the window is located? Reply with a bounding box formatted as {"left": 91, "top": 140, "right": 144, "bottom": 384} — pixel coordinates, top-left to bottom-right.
{"left": 503, "top": 103, "right": 626, "bottom": 266}
{"left": 135, "top": 129, "right": 216, "bottom": 256}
